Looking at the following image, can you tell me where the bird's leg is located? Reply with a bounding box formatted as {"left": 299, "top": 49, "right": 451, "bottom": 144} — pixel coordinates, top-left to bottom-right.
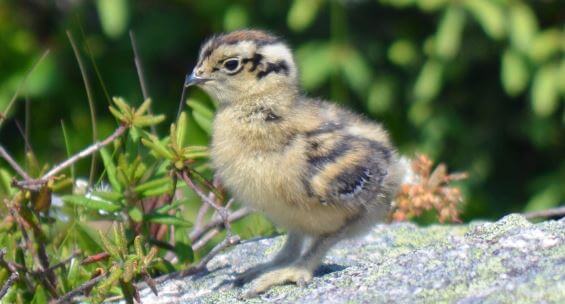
{"left": 245, "top": 231, "right": 343, "bottom": 297}
{"left": 234, "top": 231, "right": 305, "bottom": 286}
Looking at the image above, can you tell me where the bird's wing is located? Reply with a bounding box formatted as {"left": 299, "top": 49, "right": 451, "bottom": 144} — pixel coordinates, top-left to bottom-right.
{"left": 301, "top": 123, "right": 393, "bottom": 209}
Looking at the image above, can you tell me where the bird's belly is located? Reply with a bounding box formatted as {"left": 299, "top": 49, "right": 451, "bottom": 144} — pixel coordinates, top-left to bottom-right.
{"left": 212, "top": 150, "right": 350, "bottom": 235}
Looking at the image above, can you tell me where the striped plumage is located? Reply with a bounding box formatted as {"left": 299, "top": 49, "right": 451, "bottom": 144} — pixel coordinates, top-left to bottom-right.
{"left": 186, "top": 29, "right": 404, "bottom": 297}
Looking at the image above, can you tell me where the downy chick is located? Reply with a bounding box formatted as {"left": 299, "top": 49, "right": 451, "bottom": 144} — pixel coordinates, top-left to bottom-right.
{"left": 185, "top": 29, "right": 404, "bottom": 296}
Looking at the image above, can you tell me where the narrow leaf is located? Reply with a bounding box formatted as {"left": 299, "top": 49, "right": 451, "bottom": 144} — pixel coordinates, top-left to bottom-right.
{"left": 62, "top": 194, "right": 122, "bottom": 212}
{"left": 144, "top": 213, "right": 193, "bottom": 227}
{"left": 100, "top": 147, "right": 122, "bottom": 192}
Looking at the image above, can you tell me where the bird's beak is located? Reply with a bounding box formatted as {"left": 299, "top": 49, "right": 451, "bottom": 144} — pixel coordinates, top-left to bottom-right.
{"left": 184, "top": 71, "right": 211, "bottom": 87}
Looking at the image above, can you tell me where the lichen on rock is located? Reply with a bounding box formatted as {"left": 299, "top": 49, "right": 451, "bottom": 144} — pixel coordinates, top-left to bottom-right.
{"left": 136, "top": 214, "right": 564, "bottom": 303}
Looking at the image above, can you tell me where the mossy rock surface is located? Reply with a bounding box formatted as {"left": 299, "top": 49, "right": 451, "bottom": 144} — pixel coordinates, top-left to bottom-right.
{"left": 137, "top": 214, "right": 564, "bottom": 303}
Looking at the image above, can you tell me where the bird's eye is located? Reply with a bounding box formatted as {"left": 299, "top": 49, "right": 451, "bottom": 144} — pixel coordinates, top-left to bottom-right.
{"left": 223, "top": 59, "right": 240, "bottom": 72}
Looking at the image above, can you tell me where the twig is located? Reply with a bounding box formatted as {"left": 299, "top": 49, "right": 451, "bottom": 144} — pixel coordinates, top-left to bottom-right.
{"left": 190, "top": 207, "right": 251, "bottom": 243}
{"left": 138, "top": 234, "right": 241, "bottom": 290}
{"left": 0, "top": 272, "right": 18, "bottom": 300}
{"left": 193, "top": 196, "right": 211, "bottom": 231}
{"left": 182, "top": 235, "right": 241, "bottom": 277}
{"left": 176, "top": 83, "right": 188, "bottom": 123}
{"left": 36, "top": 243, "right": 58, "bottom": 298}
{"left": 54, "top": 273, "right": 106, "bottom": 304}
{"left": 129, "top": 31, "right": 149, "bottom": 101}
{"left": 523, "top": 206, "right": 565, "bottom": 220}
{"left": 136, "top": 171, "right": 243, "bottom": 292}
{"left": 41, "top": 125, "right": 127, "bottom": 181}
{"left": 0, "top": 145, "right": 31, "bottom": 180}
{"left": 0, "top": 248, "right": 19, "bottom": 300}
{"left": 46, "top": 251, "right": 80, "bottom": 272}
{"left": 129, "top": 30, "right": 157, "bottom": 135}
{"left": 192, "top": 228, "right": 220, "bottom": 251}
{"left": 67, "top": 30, "right": 98, "bottom": 187}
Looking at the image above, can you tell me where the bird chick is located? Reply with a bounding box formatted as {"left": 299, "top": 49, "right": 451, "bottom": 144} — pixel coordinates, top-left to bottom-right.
{"left": 185, "top": 29, "right": 404, "bottom": 296}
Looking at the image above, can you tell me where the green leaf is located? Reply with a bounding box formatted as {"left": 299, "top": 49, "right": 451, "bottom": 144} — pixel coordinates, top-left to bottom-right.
{"left": 113, "top": 223, "right": 127, "bottom": 257}
{"left": 90, "top": 190, "right": 123, "bottom": 202}
{"left": 187, "top": 98, "right": 214, "bottom": 121}
{"left": 60, "top": 120, "right": 75, "bottom": 182}
{"left": 128, "top": 207, "right": 143, "bottom": 222}
{"left": 140, "top": 183, "right": 172, "bottom": 197}
{"left": 341, "top": 47, "right": 372, "bottom": 95}
{"left": 98, "top": 230, "right": 121, "bottom": 259}
{"left": 154, "top": 199, "right": 185, "bottom": 214}
{"left": 501, "top": 49, "right": 529, "bottom": 96}
{"left": 134, "top": 114, "right": 166, "bottom": 127}
{"left": 31, "top": 285, "right": 48, "bottom": 304}
{"left": 135, "top": 98, "right": 152, "bottom": 116}
{"left": 176, "top": 112, "right": 188, "bottom": 148}
{"left": 368, "top": 78, "right": 395, "bottom": 115}
{"left": 100, "top": 147, "right": 122, "bottom": 192}
{"left": 0, "top": 168, "right": 14, "bottom": 195}
{"left": 435, "top": 5, "right": 465, "bottom": 59}
{"left": 66, "top": 257, "right": 80, "bottom": 288}
{"left": 531, "top": 64, "right": 559, "bottom": 117}
{"left": 174, "top": 227, "right": 193, "bottom": 263}
{"left": 112, "top": 97, "right": 131, "bottom": 114}
{"left": 96, "top": 0, "right": 129, "bottom": 39}
{"left": 296, "top": 42, "right": 333, "bottom": 89}
{"left": 413, "top": 59, "right": 444, "bottom": 103}
{"left": 76, "top": 222, "right": 104, "bottom": 254}
{"left": 144, "top": 213, "right": 193, "bottom": 227}
{"left": 108, "top": 105, "right": 126, "bottom": 122}
{"left": 192, "top": 111, "right": 213, "bottom": 135}
{"left": 417, "top": 0, "right": 448, "bottom": 12}
{"left": 141, "top": 137, "right": 174, "bottom": 159}
{"left": 182, "top": 150, "right": 209, "bottom": 160}
{"left": 464, "top": 0, "right": 505, "bottom": 40}
{"left": 388, "top": 39, "right": 417, "bottom": 67}
{"left": 524, "top": 184, "right": 561, "bottom": 212}
{"left": 509, "top": 2, "right": 538, "bottom": 53}
{"left": 134, "top": 177, "right": 172, "bottom": 194}
{"left": 528, "top": 29, "right": 562, "bottom": 63}
{"left": 224, "top": 4, "right": 249, "bottom": 31}
{"left": 62, "top": 195, "right": 122, "bottom": 212}
{"left": 287, "top": 0, "right": 322, "bottom": 32}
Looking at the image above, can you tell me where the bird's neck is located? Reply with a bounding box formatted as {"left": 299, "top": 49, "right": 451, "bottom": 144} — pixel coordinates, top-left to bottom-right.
{"left": 220, "top": 85, "right": 300, "bottom": 117}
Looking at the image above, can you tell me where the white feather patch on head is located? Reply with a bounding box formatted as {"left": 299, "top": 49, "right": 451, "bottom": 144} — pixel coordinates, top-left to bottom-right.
{"left": 258, "top": 42, "right": 296, "bottom": 72}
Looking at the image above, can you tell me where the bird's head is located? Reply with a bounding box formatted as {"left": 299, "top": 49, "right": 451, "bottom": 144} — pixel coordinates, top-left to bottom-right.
{"left": 185, "top": 29, "right": 299, "bottom": 105}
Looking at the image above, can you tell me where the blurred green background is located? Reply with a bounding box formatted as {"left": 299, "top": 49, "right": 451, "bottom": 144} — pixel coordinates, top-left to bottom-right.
{"left": 0, "top": 0, "right": 563, "bottom": 221}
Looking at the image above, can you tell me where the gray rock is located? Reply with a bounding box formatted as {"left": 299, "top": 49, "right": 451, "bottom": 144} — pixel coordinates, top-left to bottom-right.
{"left": 138, "top": 214, "right": 565, "bottom": 303}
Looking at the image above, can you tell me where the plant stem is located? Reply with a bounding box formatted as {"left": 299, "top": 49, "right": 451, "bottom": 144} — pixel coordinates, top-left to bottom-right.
{"left": 67, "top": 31, "right": 98, "bottom": 187}
{"left": 129, "top": 30, "right": 157, "bottom": 135}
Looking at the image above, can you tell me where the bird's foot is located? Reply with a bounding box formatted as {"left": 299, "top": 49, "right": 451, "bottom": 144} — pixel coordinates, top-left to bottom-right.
{"left": 243, "top": 266, "right": 312, "bottom": 298}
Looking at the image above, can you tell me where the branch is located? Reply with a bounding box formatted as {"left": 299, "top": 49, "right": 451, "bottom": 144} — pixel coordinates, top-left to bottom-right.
{"left": 41, "top": 125, "right": 127, "bottom": 181}
{"left": 190, "top": 207, "right": 251, "bottom": 243}
{"left": 54, "top": 274, "right": 106, "bottom": 304}
{"left": 137, "top": 172, "right": 243, "bottom": 292}
{"left": 0, "top": 145, "right": 31, "bottom": 180}
{"left": 523, "top": 206, "right": 565, "bottom": 220}
{"left": 0, "top": 248, "right": 19, "bottom": 300}
{"left": 139, "top": 234, "right": 241, "bottom": 290}
{"left": 0, "top": 272, "right": 18, "bottom": 300}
